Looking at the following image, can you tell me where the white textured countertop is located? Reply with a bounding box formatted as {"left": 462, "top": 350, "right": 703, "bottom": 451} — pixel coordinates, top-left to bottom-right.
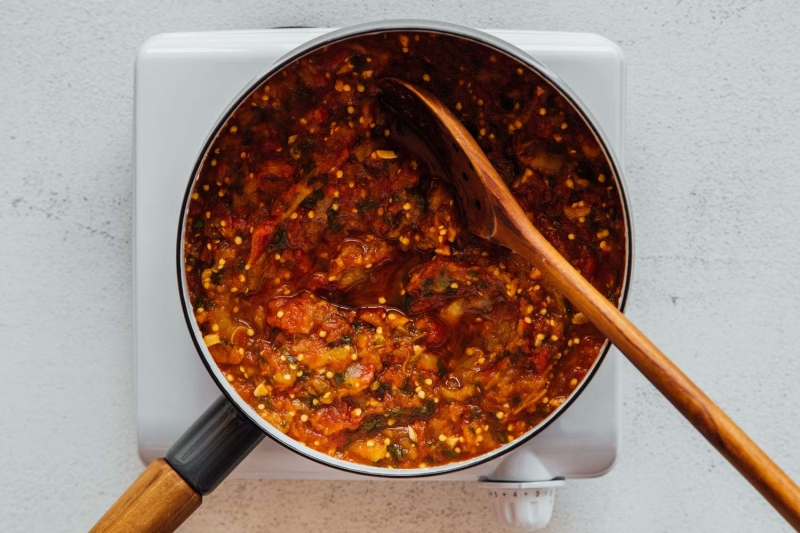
{"left": 1, "top": 1, "right": 799, "bottom": 532}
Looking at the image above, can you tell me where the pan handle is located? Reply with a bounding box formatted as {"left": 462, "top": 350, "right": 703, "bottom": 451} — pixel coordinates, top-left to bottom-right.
{"left": 89, "top": 396, "right": 264, "bottom": 532}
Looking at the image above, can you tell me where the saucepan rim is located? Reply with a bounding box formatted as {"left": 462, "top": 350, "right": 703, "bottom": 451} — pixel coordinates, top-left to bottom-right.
{"left": 176, "top": 19, "right": 634, "bottom": 478}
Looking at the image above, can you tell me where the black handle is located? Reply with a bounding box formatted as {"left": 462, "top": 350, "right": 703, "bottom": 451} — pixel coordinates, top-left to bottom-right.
{"left": 165, "top": 396, "right": 265, "bottom": 495}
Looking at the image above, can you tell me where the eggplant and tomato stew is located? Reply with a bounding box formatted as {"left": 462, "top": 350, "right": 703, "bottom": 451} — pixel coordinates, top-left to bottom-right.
{"left": 183, "top": 31, "right": 627, "bottom": 469}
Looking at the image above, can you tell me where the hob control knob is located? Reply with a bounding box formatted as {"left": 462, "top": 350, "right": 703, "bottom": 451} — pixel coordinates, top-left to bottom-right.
{"left": 480, "top": 480, "right": 565, "bottom": 532}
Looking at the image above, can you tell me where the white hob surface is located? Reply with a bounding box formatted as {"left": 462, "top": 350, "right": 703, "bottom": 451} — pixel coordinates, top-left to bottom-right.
{"left": 134, "top": 29, "right": 626, "bottom": 487}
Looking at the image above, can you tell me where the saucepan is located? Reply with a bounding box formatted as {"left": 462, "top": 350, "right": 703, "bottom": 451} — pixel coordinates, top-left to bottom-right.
{"left": 89, "top": 20, "right": 632, "bottom": 532}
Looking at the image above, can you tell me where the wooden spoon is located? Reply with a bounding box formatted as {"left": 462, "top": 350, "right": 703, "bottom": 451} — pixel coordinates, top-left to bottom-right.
{"left": 379, "top": 77, "right": 800, "bottom": 529}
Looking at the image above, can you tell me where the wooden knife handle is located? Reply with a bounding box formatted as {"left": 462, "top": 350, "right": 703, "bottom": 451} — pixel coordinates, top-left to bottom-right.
{"left": 89, "top": 459, "right": 201, "bottom": 533}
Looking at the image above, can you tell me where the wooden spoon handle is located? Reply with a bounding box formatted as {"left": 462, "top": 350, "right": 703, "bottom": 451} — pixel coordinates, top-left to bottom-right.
{"left": 89, "top": 459, "right": 201, "bottom": 533}
{"left": 493, "top": 217, "right": 800, "bottom": 529}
